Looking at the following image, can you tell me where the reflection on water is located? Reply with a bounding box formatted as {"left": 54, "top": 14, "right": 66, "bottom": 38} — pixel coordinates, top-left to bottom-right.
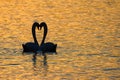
{"left": 32, "top": 55, "right": 48, "bottom": 78}
{"left": 0, "top": 0, "right": 120, "bottom": 80}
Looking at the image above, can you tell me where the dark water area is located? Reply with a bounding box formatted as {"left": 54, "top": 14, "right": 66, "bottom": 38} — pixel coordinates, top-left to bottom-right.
{"left": 0, "top": 0, "right": 120, "bottom": 80}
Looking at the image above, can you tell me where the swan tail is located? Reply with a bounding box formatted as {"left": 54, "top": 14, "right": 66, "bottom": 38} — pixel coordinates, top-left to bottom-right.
{"left": 55, "top": 44, "right": 57, "bottom": 52}
{"left": 22, "top": 44, "right": 25, "bottom": 52}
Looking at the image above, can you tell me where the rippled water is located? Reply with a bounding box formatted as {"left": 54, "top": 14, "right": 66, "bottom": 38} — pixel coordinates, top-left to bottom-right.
{"left": 0, "top": 0, "right": 120, "bottom": 80}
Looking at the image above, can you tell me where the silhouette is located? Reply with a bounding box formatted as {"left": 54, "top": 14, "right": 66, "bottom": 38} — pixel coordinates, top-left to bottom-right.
{"left": 33, "top": 22, "right": 57, "bottom": 59}
{"left": 22, "top": 22, "right": 40, "bottom": 53}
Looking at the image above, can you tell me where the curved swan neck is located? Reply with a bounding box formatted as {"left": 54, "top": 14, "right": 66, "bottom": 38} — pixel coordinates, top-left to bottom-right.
{"left": 40, "top": 22, "right": 48, "bottom": 45}
{"left": 32, "top": 22, "right": 39, "bottom": 45}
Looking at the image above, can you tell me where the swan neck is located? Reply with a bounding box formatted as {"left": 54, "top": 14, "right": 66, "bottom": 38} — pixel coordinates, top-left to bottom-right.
{"left": 32, "top": 23, "right": 39, "bottom": 45}
{"left": 40, "top": 22, "right": 48, "bottom": 45}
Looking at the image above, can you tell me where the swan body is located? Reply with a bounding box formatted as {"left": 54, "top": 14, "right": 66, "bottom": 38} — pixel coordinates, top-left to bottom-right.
{"left": 22, "top": 22, "right": 40, "bottom": 53}
{"left": 22, "top": 43, "right": 39, "bottom": 52}
{"left": 39, "top": 42, "right": 57, "bottom": 52}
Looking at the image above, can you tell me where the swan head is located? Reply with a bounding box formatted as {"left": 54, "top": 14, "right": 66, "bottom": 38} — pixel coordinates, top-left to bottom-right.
{"left": 33, "top": 22, "right": 40, "bottom": 30}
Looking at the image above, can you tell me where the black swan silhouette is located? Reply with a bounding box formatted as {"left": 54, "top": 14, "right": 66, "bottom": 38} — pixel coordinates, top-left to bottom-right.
{"left": 33, "top": 22, "right": 57, "bottom": 58}
{"left": 22, "top": 22, "right": 40, "bottom": 53}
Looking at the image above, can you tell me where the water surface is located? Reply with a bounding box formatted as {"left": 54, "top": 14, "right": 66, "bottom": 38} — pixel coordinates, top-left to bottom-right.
{"left": 0, "top": 0, "right": 120, "bottom": 80}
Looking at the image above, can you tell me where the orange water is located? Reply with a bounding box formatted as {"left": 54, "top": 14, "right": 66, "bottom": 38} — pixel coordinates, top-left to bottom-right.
{"left": 0, "top": 0, "right": 120, "bottom": 80}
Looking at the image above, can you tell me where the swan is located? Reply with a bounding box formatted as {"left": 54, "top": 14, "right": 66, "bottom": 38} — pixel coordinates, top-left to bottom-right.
{"left": 33, "top": 22, "right": 57, "bottom": 58}
{"left": 22, "top": 22, "right": 40, "bottom": 53}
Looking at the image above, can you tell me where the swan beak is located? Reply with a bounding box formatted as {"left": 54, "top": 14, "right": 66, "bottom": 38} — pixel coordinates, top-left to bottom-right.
{"left": 39, "top": 26, "right": 42, "bottom": 30}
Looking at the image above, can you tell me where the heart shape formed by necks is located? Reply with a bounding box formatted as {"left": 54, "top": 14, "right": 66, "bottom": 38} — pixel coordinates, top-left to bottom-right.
{"left": 22, "top": 22, "right": 57, "bottom": 56}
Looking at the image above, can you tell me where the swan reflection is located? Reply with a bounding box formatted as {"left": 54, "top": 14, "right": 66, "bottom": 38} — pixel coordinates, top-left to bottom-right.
{"left": 32, "top": 54, "right": 48, "bottom": 77}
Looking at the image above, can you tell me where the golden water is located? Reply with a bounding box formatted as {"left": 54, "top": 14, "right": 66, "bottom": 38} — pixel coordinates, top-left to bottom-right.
{"left": 0, "top": 0, "right": 120, "bottom": 80}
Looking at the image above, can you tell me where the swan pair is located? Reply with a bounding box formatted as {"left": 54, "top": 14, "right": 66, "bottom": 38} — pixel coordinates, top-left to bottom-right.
{"left": 22, "top": 22, "right": 57, "bottom": 58}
